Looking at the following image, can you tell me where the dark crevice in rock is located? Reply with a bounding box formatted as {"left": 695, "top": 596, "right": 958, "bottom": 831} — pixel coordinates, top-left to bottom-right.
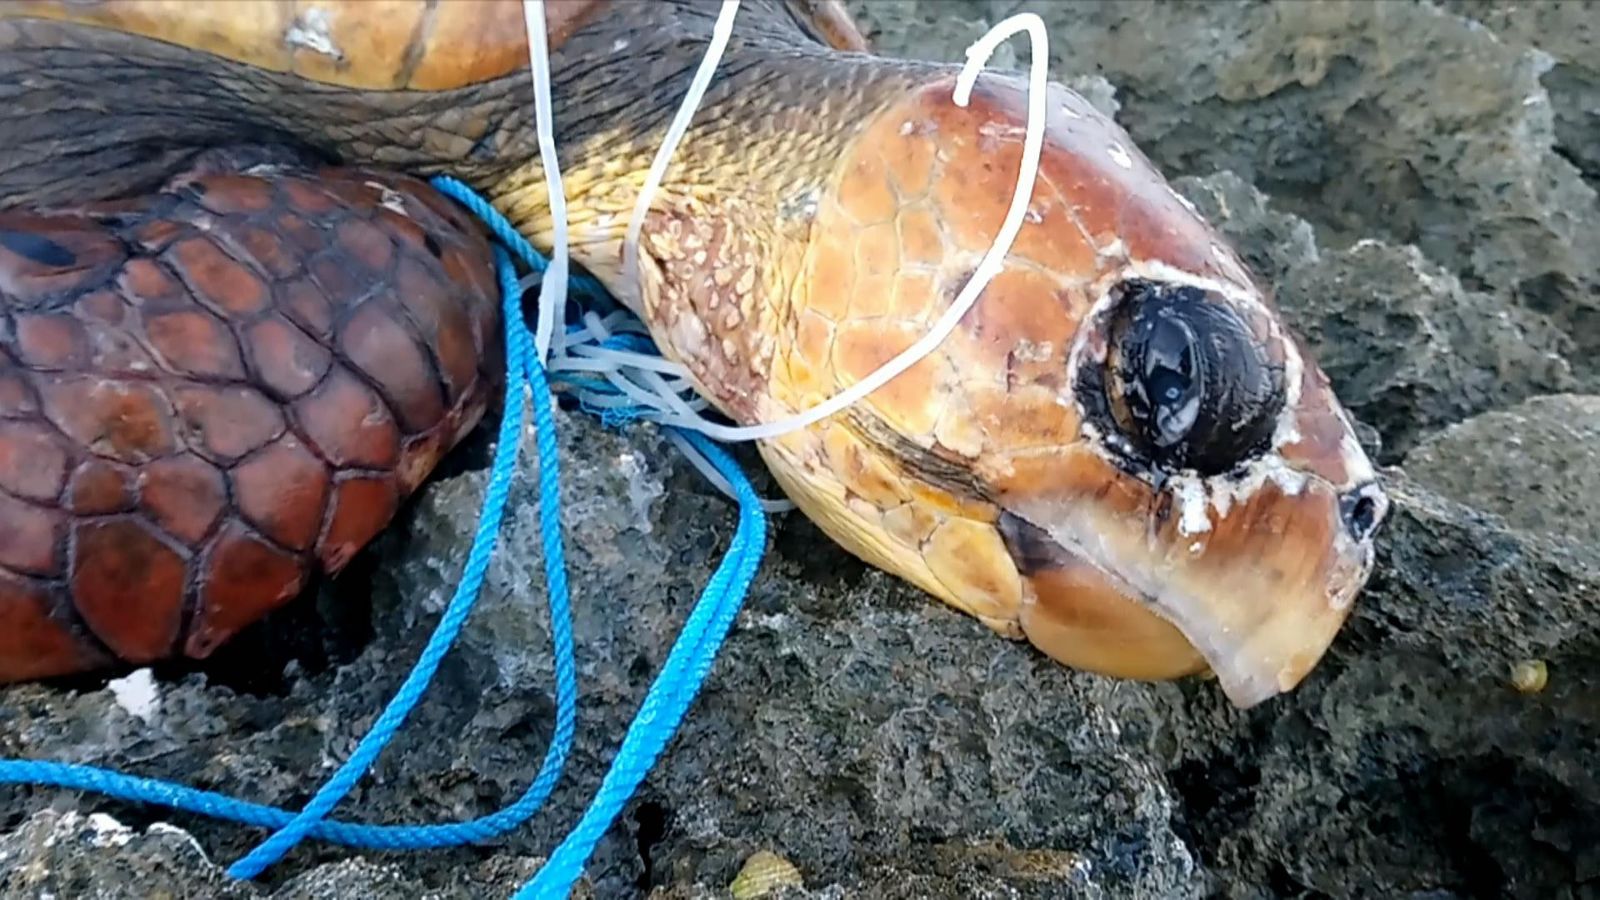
{"left": 1168, "top": 752, "right": 1262, "bottom": 867}
{"left": 1263, "top": 861, "right": 1330, "bottom": 900}
{"left": 634, "top": 799, "right": 671, "bottom": 892}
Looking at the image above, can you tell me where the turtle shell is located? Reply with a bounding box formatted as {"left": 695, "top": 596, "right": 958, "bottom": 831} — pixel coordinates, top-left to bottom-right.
{"left": 2, "top": 0, "right": 866, "bottom": 91}
{"left": 0, "top": 0, "right": 600, "bottom": 90}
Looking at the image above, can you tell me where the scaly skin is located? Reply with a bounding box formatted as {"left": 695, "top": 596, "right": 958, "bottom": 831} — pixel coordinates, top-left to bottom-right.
{"left": 0, "top": 0, "right": 1388, "bottom": 707}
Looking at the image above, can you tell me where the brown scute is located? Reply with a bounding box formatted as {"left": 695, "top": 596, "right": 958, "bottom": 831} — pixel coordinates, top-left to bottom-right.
{"left": 319, "top": 474, "right": 401, "bottom": 573}
{"left": 12, "top": 313, "right": 89, "bottom": 369}
{"left": 137, "top": 454, "right": 227, "bottom": 546}
{"left": 0, "top": 491, "right": 63, "bottom": 576}
{"left": 0, "top": 367, "right": 37, "bottom": 416}
{"left": 338, "top": 300, "right": 447, "bottom": 434}
{"left": 187, "top": 173, "right": 276, "bottom": 215}
{"left": 396, "top": 429, "right": 448, "bottom": 495}
{"left": 0, "top": 571, "right": 109, "bottom": 683}
{"left": 69, "top": 518, "right": 187, "bottom": 664}
{"left": 117, "top": 257, "right": 185, "bottom": 307}
{"left": 0, "top": 157, "right": 501, "bottom": 684}
{"left": 173, "top": 384, "right": 286, "bottom": 464}
{"left": 0, "top": 419, "right": 68, "bottom": 502}
{"left": 231, "top": 224, "right": 302, "bottom": 280}
{"left": 244, "top": 315, "right": 333, "bottom": 399}
{"left": 309, "top": 250, "right": 371, "bottom": 310}
{"left": 292, "top": 367, "right": 402, "bottom": 469}
{"left": 335, "top": 218, "right": 396, "bottom": 275}
{"left": 73, "top": 288, "right": 126, "bottom": 325}
{"left": 277, "top": 212, "right": 330, "bottom": 256}
{"left": 145, "top": 309, "right": 247, "bottom": 380}
{"left": 395, "top": 254, "right": 478, "bottom": 402}
{"left": 280, "top": 276, "right": 336, "bottom": 339}
{"left": 283, "top": 179, "right": 338, "bottom": 216}
{"left": 65, "top": 459, "right": 136, "bottom": 515}
{"left": 165, "top": 236, "right": 270, "bottom": 318}
{"left": 130, "top": 218, "right": 187, "bottom": 255}
{"left": 36, "top": 375, "right": 178, "bottom": 464}
{"left": 232, "top": 435, "right": 331, "bottom": 552}
{"left": 187, "top": 521, "right": 306, "bottom": 658}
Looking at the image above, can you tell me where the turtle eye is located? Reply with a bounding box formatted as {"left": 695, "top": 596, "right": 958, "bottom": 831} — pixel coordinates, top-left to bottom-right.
{"left": 1123, "top": 308, "right": 1202, "bottom": 449}
{"left": 1096, "top": 280, "right": 1286, "bottom": 476}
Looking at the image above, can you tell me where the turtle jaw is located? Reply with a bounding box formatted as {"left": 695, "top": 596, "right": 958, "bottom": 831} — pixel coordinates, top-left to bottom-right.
{"left": 998, "top": 460, "right": 1383, "bottom": 709}
{"left": 1004, "top": 527, "right": 1209, "bottom": 683}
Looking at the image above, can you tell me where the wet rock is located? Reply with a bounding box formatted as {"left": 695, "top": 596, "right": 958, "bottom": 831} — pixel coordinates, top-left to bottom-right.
{"left": 0, "top": 807, "right": 564, "bottom": 900}
{"left": 0, "top": 809, "right": 250, "bottom": 900}
{"left": 1207, "top": 476, "right": 1600, "bottom": 899}
{"left": 1439, "top": 0, "right": 1600, "bottom": 185}
{"left": 1404, "top": 394, "right": 1600, "bottom": 556}
{"left": 362, "top": 410, "right": 1206, "bottom": 898}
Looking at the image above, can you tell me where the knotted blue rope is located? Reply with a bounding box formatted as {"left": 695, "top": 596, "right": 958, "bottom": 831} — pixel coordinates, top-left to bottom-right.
{"left": 0, "top": 175, "right": 770, "bottom": 900}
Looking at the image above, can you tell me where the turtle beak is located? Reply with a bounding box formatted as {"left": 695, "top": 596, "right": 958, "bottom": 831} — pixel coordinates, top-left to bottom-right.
{"left": 997, "top": 471, "right": 1387, "bottom": 708}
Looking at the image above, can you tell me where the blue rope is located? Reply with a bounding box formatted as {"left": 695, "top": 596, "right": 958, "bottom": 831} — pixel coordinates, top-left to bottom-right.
{"left": 224, "top": 236, "right": 569, "bottom": 877}
{"left": 515, "top": 430, "right": 764, "bottom": 898}
{"left": 0, "top": 175, "right": 771, "bottom": 899}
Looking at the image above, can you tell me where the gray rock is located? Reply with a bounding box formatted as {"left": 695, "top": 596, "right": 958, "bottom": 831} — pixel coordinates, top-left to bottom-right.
{"left": 6, "top": 2, "right": 1600, "bottom": 899}
{"left": 1439, "top": 0, "right": 1600, "bottom": 185}
{"left": 1404, "top": 394, "right": 1600, "bottom": 557}
{"left": 0, "top": 809, "right": 252, "bottom": 900}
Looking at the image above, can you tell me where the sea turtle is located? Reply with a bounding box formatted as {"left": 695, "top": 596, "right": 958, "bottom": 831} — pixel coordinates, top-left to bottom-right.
{"left": 0, "top": 0, "right": 1388, "bottom": 709}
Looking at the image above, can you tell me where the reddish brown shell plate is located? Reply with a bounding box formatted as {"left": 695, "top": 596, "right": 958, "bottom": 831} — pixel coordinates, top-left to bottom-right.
{"left": 0, "top": 156, "right": 502, "bottom": 682}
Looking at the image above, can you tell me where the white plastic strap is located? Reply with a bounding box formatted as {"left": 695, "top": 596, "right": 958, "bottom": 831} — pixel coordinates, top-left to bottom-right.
{"left": 523, "top": 5, "right": 1050, "bottom": 512}
{"left": 521, "top": 0, "right": 570, "bottom": 364}
{"left": 614, "top": 12, "right": 1052, "bottom": 443}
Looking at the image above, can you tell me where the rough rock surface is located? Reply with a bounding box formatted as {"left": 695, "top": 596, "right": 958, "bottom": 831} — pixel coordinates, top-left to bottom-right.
{"left": 3, "top": 2, "right": 1598, "bottom": 898}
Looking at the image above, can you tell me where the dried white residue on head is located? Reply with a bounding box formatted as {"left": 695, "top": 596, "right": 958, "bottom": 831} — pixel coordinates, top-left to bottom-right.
{"left": 285, "top": 6, "right": 343, "bottom": 59}
{"left": 107, "top": 667, "right": 159, "bottom": 722}
{"left": 1210, "top": 452, "right": 1310, "bottom": 514}
{"left": 1171, "top": 475, "right": 1212, "bottom": 535}
{"left": 1010, "top": 338, "right": 1054, "bottom": 363}
{"left": 1166, "top": 452, "right": 1315, "bottom": 539}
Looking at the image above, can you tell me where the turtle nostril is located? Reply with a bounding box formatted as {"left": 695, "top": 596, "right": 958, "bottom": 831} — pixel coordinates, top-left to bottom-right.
{"left": 1339, "top": 482, "right": 1388, "bottom": 543}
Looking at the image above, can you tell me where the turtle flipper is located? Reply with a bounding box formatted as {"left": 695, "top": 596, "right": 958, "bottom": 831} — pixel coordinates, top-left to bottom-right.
{"left": 0, "top": 153, "right": 502, "bottom": 683}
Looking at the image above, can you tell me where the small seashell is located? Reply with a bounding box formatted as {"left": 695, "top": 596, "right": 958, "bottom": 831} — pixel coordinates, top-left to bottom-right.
{"left": 1510, "top": 659, "right": 1548, "bottom": 694}
{"left": 730, "top": 849, "right": 804, "bottom": 899}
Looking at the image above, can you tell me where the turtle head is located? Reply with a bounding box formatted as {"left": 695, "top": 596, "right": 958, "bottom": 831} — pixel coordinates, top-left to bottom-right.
{"left": 935, "top": 74, "right": 1389, "bottom": 708}
{"left": 759, "top": 69, "right": 1386, "bottom": 708}
{"left": 993, "top": 268, "right": 1388, "bottom": 708}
